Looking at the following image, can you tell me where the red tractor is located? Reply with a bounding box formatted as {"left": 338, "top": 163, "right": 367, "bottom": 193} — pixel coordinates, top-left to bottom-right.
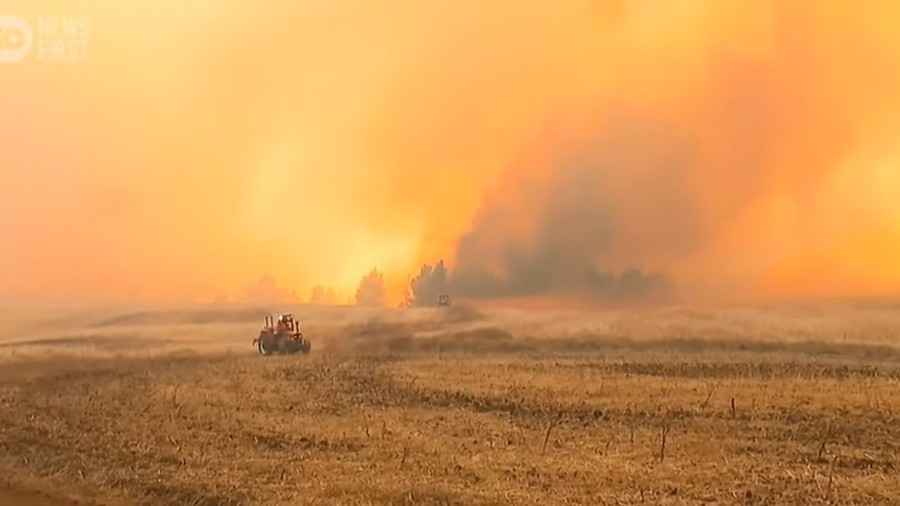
{"left": 253, "top": 314, "right": 311, "bottom": 355}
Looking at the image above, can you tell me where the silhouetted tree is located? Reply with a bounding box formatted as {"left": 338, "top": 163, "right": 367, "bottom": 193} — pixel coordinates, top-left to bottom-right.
{"left": 355, "top": 269, "right": 387, "bottom": 307}
{"left": 309, "top": 285, "right": 338, "bottom": 305}
{"left": 243, "top": 274, "right": 298, "bottom": 304}
{"left": 406, "top": 260, "right": 449, "bottom": 307}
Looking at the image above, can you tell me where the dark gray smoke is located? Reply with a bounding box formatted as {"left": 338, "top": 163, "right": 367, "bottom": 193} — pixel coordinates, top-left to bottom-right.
{"left": 448, "top": 117, "right": 698, "bottom": 303}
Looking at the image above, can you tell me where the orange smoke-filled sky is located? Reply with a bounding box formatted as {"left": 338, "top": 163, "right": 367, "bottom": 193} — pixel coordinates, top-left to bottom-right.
{"left": 2, "top": 1, "right": 900, "bottom": 304}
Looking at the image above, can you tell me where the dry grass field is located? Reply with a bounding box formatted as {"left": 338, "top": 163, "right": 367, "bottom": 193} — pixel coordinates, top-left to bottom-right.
{"left": 1, "top": 303, "right": 899, "bottom": 505}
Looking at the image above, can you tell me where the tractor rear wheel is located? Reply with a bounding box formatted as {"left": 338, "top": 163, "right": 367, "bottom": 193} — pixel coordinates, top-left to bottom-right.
{"left": 257, "top": 337, "right": 272, "bottom": 355}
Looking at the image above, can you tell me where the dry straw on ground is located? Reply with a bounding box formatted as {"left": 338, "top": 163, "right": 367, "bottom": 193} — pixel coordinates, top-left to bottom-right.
{"left": 0, "top": 303, "right": 898, "bottom": 504}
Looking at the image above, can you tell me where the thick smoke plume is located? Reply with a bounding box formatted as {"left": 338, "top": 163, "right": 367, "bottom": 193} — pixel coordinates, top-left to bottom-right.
{"left": 433, "top": 2, "right": 900, "bottom": 302}
{"left": 5, "top": 2, "right": 900, "bottom": 304}
{"left": 450, "top": 118, "right": 691, "bottom": 302}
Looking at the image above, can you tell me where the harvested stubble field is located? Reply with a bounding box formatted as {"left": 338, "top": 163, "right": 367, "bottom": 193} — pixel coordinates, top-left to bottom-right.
{"left": 0, "top": 303, "right": 899, "bottom": 505}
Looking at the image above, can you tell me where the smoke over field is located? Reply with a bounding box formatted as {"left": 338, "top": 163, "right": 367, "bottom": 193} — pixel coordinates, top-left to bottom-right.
{"left": 4, "top": 2, "right": 900, "bottom": 305}
{"left": 4, "top": 2, "right": 900, "bottom": 504}
{"left": 451, "top": 120, "right": 689, "bottom": 301}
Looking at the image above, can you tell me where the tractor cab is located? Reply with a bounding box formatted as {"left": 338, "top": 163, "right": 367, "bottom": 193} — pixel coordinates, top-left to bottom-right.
{"left": 263, "top": 313, "right": 300, "bottom": 333}
{"left": 277, "top": 313, "right": 297, "bottom": 332}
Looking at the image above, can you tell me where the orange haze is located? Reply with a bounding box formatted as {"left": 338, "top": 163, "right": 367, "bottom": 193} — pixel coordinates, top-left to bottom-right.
{"left": 2, "top": 1, "right": 900, "bottom": 304}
